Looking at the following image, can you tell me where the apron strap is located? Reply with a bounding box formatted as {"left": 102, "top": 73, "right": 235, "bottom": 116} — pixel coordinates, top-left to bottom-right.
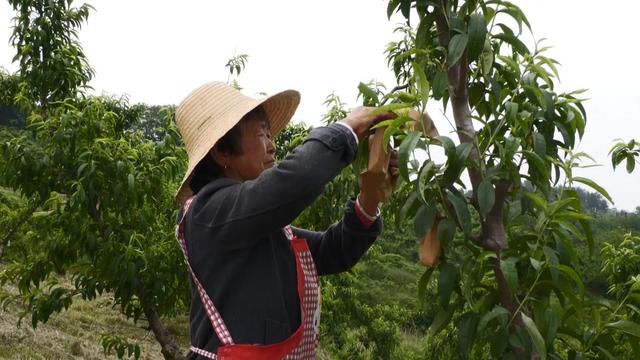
{"left": 283, "top": 225, "right": 294, "bottom": 241}
{"left": 176, "top": 196, "right": 235, "bottom": 346}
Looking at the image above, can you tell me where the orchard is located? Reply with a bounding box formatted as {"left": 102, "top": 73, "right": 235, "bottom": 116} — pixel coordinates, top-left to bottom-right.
{"left": 1, "top": 0, "right": 639, "bottom": 359}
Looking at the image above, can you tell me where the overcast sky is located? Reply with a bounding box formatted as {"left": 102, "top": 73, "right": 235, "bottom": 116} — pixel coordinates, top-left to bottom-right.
{"left": 1, "top": 0, "right": 638, "bottom": 210}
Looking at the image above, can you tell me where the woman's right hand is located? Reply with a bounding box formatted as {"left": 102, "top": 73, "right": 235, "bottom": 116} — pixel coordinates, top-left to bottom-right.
{"left": 341, "top": 107, "right": 396, "bottom": 140}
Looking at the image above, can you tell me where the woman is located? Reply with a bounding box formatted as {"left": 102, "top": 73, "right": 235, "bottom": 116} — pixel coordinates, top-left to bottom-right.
{"left": 175, "top": 81, "right": 398, "bottom": 359}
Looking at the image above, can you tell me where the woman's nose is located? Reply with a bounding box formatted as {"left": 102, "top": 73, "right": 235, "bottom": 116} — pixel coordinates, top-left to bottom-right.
{"left": 266, "top": 137, "right": 276, "bottom": 154}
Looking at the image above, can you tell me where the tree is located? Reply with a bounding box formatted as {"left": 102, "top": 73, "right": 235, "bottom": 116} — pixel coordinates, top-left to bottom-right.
{"left": 0, "top": 68, "right": 26, "bottom": 128}
{"left": 0, "top": 98, "right": 190, "bottom": 359}
{"left": 8, "top": 0, "right": 94, "bottom": 115}
{"left": 1, "top": 1, "right": 190, "bottom": 359}
{"left": 347, "top": 0, "right": 636, "bottom": 358}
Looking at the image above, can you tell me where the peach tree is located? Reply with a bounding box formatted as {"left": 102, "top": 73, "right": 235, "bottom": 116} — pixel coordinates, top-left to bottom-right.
{"left": 353, "top": 0, "right": 640, "bottom": 358}
{"left": 0, "top": 1, "right": 189, "bottom": 359}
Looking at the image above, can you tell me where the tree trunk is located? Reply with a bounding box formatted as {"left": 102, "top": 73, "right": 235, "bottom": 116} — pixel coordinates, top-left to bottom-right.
{"left": 434, "top": 1, "right": 521, "bottom": 336}
{"left": 140, "top": 296, "right": 185, "bottom": 360}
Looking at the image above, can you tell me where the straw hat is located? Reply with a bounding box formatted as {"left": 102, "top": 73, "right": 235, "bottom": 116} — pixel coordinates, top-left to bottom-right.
{"left": 175, "top": 81, "right": 300, "bottom": 203}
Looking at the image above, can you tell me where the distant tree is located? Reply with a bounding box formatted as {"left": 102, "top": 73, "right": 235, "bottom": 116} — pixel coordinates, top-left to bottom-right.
{"left": 0, "top": 69, "right": 26, "bottom": 128}
{"left": 8, "top": 0, "right": 95, "bottom": 115}
{"left": 274, "top": 121, "right": 310, "bottom": 161}
{"left": 131, "top": 104, "right": 179, "bottom": 143}
{"left": 573, "top": 187, "right": 609, "bottom": 214}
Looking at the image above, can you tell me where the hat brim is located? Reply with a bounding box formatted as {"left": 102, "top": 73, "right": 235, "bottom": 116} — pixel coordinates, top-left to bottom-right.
{"left": 175, "top": 89, "right": 300, "bottom": 204}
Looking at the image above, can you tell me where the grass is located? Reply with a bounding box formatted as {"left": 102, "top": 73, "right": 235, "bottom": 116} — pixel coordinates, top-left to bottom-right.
{"left": 0, "top": 280, "right": 190, "bottom": 359}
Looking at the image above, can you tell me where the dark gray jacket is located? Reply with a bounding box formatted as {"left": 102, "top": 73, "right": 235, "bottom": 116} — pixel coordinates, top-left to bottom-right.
{"left": 183, "top": 123, "right": 383, "bottom": 357}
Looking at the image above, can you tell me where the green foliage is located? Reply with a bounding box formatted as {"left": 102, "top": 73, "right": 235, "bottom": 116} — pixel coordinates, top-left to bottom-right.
{"left": 610, "top": 139, "right": 639, "bottom": 174}
{"left": 1, "top": 3, "right": 191, "bottom": 357}
{"left": 368, "top": 0, "right": 635, "bottom": 358}
{"left": 0, "top": 97, "right": 189, "bottom": 356}
{"left": 225, "top": 53, "right": 249, "bottom": 90}
{"left": 274, "top": 121, "right": 310, "bottom": 161}
{"left": 0, "top": 68, "right": 26, "bottom": 129}
{"left": 8, "top": 0, "right": 95, "bottom": 112}
{"left": 101, "top": 334, "right": 141, "bottom": 360}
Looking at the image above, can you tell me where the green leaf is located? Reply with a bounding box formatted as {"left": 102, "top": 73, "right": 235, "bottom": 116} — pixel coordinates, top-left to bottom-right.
{"left": 418, "top": 160, "right": 436, "bottom": 203}
{"left": 521, "top": 313, "right": 547, "bottom": 360}
{"left": 353, "top": 136, "right": 369, "bottom": 175}
{"left": 494, "top": 31, "right": 530, "bottom": 55}
{"left": 605, "top": 320, "right": 640, "bottom": 338}
{"left": 438, "top": 136, "right": 456, "bottom": 158}
{"left": 523, "top": 150, "right": 549, "bottom": 177}
{"left": 413, "top": 203, "right": 437, "bottom": 238}
{"left": 523, "top": 192, "right": 547, "bottom": 211}
{"left": 478, "top": 305, "right": 510, "bottom": 332}
{"left": 480, "top": 44, "right": 494, "bottom": 76}
{"left": 399, "top": 131, "right": 421, "bottom": 182}
{"left": 544, "top": 308, "right": 559, "bottom": 349}
{"left": 448, "top": 34, "right": 469, "bottom": 67}
{"left": 506, "top": 102, "right": 518, "bottom": 124}
{"left": 467, "top": 14, "right": 487, "bottom": 61}
{"left": 557, "top": 264, "right": 585, "bottom": 293}
{"left": 432, "top": 70, "right": 448, "bottom": 100}
{"left": 446, "top": 191, "right": 472, "bottom": 236}
{"left": 415, "top": 14, "right": 435, "bottom": 49}
{"left": 127, "top": 173, "right": 135, "bottom": 192}
{"left": 428, "top": 305, "right": 455, "bottom": 337}
{"left": 400, "top": 0, "right": 411, "bottom": 20}
{"left": 412, "top": 62, "right": 430, "bottom": 104}
{"left": 369, "top": 102, "right": 413, "bottom": 116}
{"left": 503, "top": 137, "right": 520, "bottom": 160}
{"left": 478, "top": 178, "right": 495, "bottom": 218}
{"left": 443, "top": 142, "right": 472, "bottom": 187}
{"left": 596, "top": 346, "right": 617, "bottom": 360}
{"left": 458, "top": 312, "right": 480, "bottom": 359}
{"left": 387, "top": 0, "right": 400, "bottom": 19}
{"left": 626, "top": 155, "right": 636, "bottom": 174}
{"left": 573, "top": 177, "right": 614, "bottom": 204}
{"left": 437, "top": 217, "right": 456, "bottom": 246}
{"left": 500, "top": 258, "right": 518, "bottom": 294}
{"left": 533, "top": 133, "right": 546, "bottom": 158}
{"left": 439, "top": 262, "right": 457, "bottom": 307}
{"left": 418, "top": 268, "right": 435, "bottom": 307}
{"left": 544, "top": 246, "right": 559, "bottom": 283}
{"left": 357, "top": 82, "right": 379, "bottom": 106}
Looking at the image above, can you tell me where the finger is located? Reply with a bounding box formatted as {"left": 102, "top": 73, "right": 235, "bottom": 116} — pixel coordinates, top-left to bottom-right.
{"left": 370, "top": 111, "right": 396, "bottom": 126}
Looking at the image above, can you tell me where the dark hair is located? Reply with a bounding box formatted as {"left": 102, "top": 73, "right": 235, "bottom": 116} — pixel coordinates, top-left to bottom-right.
{"left": 189, "top": 105, "right": 267, "bottom": 193}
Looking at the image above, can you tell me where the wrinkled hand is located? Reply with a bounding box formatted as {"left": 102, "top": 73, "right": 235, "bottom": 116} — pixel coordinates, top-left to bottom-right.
{"left": 341, "top": 107, "right": 396, "bottom": 140}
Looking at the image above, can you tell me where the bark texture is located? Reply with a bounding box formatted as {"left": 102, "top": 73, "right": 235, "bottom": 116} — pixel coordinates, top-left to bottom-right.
{"left": 141, "top": 297, "right": 185, "bottom": 360}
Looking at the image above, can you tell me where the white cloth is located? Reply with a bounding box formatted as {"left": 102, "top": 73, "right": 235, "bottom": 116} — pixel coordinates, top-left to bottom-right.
{"left": 335, "top": 121, "right": 359, "bottom": 145}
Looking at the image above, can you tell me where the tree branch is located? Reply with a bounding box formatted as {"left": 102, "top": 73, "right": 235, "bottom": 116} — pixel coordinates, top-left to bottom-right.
{"left": 140, "top": 296, "right": 185, "bottom": 360}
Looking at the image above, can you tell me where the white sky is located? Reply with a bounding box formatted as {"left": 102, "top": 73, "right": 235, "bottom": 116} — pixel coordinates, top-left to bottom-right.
{"left": 1, "top": 0, "right": 639, "bottom": 211}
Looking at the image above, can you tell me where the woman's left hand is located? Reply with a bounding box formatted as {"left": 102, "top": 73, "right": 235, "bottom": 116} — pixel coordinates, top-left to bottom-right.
{"left": 358, "top": 149, "right": 399, "bottom": 214}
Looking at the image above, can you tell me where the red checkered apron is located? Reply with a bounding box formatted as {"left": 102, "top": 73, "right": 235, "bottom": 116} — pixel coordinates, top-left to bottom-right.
{"left": 176, "top": 197, "right": 321, "bottom": 359}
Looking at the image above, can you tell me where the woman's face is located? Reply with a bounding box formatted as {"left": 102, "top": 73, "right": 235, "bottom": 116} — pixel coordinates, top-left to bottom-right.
{"left": 218, "top": 115, "right": 276, "bottom": 181}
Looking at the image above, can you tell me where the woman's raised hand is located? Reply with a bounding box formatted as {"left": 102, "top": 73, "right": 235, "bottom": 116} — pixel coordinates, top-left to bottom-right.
{"left": 341, "top": 107, "right": 396, "bottom": 140}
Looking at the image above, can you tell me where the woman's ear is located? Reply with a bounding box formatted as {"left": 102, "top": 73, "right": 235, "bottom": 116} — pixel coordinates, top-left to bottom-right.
{"left": 210, "top": 145, "right": 228, "bottom": 169}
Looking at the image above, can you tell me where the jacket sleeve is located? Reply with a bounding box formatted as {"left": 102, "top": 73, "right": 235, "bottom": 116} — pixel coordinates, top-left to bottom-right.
{"left": 190, "top": 123, "right": 358, "bottom": 250}
{"left": 292, "top": 199, "right": 383, "bottom": 276}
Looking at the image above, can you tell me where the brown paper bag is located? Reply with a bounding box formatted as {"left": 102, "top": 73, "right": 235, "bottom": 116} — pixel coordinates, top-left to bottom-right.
{"left": 359, "top": 127, "right": 393, "bottom": 203}
{"left": 409, "top": 109, "right": 439, "bottom": 138}
{"left": 418, "top": 222, "right": 441, "bottom": 267}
